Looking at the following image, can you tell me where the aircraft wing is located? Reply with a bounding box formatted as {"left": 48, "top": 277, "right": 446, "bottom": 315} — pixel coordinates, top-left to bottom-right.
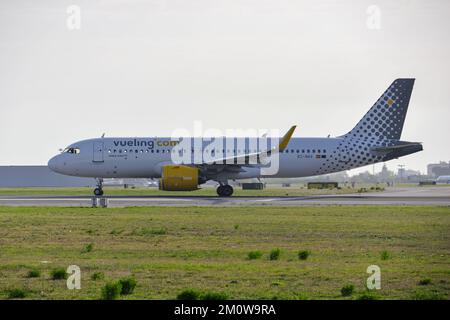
{"left": 196, "top": 125, "right": 296, "bottom": 166}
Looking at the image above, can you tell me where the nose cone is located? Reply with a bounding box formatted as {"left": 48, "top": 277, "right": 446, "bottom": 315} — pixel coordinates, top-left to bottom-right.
{"left": 48, "top": 156, "right": 60, "bottom": 173}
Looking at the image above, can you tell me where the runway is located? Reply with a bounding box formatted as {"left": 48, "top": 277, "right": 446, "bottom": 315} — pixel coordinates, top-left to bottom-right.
{"left": 0, "top": 187, "right": 449, "bottom": 207}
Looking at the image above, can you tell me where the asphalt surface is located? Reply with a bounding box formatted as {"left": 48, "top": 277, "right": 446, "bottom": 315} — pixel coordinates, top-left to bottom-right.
{"left": 0, "top": 187, "right": 449, "bottom": 207}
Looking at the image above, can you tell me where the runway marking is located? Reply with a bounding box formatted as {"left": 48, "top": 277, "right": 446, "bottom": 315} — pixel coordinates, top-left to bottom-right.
{"left": 0, "top": 198, "right": 90, "bottom": 201}
{"left": 254, "top": 198, "right": 277, "bottom": 202}
{"left": 110, "top": 198, "right": 192, "bottom": 202}
{"left": 0, "top": 197, "right": 192, "bottom": 202}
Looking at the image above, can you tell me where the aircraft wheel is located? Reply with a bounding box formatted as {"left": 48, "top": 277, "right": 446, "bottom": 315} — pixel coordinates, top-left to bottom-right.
{"left": 216, "top": 185, "right": 224, "bottom": 196}
{"left": 217, "top": 185, "right": 233, "bottom": 197}
{"left": 94, "top": 188, "right": 104, "bottom": 196}
{"left": 223, "top": 185, "right": 234, "bottom": 197}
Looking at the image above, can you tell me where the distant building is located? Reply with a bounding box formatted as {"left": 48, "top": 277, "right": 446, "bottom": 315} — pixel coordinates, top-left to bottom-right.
{"left": 427, "top": 161, "right": 450, "bottom": 178}
{"left": 0, "top": 166, "right": 156, "bottom": 188}
{"left": 398, "top": 168, "right": 421, "bottom": 179}
{"left": 0, "top": 166, "right": 95, "bottom": 187}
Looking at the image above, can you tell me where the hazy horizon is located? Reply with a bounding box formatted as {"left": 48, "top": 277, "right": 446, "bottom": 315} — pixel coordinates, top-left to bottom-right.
{"left": 1, "top": 0, "right": 449, "bottom": 175}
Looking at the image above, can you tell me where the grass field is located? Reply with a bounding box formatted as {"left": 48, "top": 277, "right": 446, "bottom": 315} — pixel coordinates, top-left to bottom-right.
{"left": 0, "top": 186, "right": 380, "bottom": 197}
{"left": 0, "top": 206, "right": 449, "bottom": 300}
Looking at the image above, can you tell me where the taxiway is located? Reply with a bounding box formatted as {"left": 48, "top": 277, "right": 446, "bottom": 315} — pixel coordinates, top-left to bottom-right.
{"left": 0, "top": 187, "right": 448, "bottom": 207}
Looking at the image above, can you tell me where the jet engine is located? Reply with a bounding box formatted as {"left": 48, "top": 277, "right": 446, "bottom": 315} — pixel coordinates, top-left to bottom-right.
{"left": 159, "top": 165, "right": 201, "bottom": 191}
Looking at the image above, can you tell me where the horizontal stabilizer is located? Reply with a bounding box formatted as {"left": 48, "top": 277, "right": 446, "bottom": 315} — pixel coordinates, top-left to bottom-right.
{"left": 371, "top": 142, "right": 422, "bottom": 154}
{"left": 371, "top": 142, "right": 423, "bottom": 161}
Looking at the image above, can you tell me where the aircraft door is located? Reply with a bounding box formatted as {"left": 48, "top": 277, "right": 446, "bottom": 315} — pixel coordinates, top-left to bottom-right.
{"left": 93, "top": 142, "right": 104, "bottom": 162}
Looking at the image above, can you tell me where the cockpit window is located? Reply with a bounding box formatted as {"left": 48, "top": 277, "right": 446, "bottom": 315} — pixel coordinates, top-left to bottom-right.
{"left": 63, "top": 147, "right": 80, "bottom": 154}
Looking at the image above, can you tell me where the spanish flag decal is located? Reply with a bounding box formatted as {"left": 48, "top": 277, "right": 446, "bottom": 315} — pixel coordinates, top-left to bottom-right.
{"left": 387, "top": 98, "right": 394, "bottom": 106}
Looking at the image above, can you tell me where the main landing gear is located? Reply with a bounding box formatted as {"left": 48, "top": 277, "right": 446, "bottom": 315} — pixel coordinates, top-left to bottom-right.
{"left": 217, "top": 184, "right": 233, "bottom": 197}
{"left": 94, "top": 178, "right": 104, "bottom": 196}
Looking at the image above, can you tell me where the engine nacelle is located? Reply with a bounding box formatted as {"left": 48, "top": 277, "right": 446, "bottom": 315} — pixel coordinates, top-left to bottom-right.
{"left": 159, "top": 165, "right": 200, "bottom": 191}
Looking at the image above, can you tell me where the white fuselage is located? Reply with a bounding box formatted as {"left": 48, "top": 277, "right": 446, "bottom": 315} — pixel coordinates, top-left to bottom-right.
{"left": 48, "top": 136, "right": 378, "bottom": 180}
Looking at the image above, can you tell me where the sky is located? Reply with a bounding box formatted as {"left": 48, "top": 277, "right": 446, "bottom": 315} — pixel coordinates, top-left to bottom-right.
{"left": 1, "top": 0, "right": 449, "bottom": 175}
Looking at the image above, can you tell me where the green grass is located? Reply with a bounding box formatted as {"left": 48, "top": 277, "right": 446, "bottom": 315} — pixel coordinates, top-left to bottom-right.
{"left": 201, "top": 291, "right": 229, "bottom": 300}
{"left": 7, "top": 288, "right": 29, "bottom": 299}
{"left": 340, "top": 284, "right": 355, "bottom": 297}
{"left": 81, "top": 243, "right": 94, "bottom": 254}
{"left": 411, "top": 290, "right": 447, "bottom": 300}
{"left": 247, "top": 251, "right": 263, "bottom": 260}
{"left": 357, "top": 292, "right": 380, "bottom": 300}
{"left": 0, "top": 186, "right": 376, "bottom": 197}
{"left": 298, "top": 250, "right": 311, "bottom": 261}
{"left": 91, "top": 272, "right": 105, "bottom": 281}
{"left": 418, "top": 278, "right": 432, "bottom": 286}
{"left": 380, "top": 250, "right": 391, "bottom": 260}
{"left": 0, "top": 205, "right": 448, "bottom": 300}
{"left": 269, "top": 249, "right": 281, "bottom": 261}
{"left": 118, "top": 277, "right": 137, "bottom": 295}
{"left": 176, "top": 289, "right": 228, "bottom": 300}
{"left": 26, "top": 268, "right": 41, "bottom": 278}
{"left": 177, "top": 289, "right": 201, "bottom": 300}
{"left": 101, "top": 282, "right": 122, "bottom": 300}
{"left": 50, "top": 268, "right": 67, "bottom": 280}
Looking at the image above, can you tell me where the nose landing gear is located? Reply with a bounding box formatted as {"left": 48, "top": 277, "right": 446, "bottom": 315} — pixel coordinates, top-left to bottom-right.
{"left": 217, "top": 184, "right": 233, "bottom": 197}
{"left": 94, "top": 178, "right": 104, "bottom": 196}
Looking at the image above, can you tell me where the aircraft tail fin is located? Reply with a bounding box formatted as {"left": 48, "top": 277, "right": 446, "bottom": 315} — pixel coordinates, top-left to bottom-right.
{"left": 344, "top": 78, "right": 415, "bottom": 141}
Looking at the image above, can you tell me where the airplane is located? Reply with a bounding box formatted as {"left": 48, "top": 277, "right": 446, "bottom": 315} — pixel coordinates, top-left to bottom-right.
{"left": 48, "top": 78, "right": 423, "bottom": 197}
{"left": 436, "top": 176, "right": 450, "bottom": 184}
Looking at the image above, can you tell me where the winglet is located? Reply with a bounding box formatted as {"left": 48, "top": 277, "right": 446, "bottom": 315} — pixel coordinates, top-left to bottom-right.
{"left": 278, "top": 125, "right": 296, "bottom": 152}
